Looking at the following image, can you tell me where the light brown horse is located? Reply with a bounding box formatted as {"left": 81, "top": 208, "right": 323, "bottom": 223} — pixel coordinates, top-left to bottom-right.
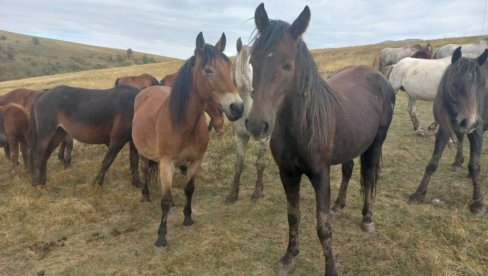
{"left": 247, "top": 4, "right": 395, "bottom": 275}
{"left": 115, "top": 73, "right": 159, "bottom": 90}
{"left": 0, "top": 88, "right": 73, "bottom": 166}
{"left": 160, "top": 72, "right": 225, "bottom": 133}
{"left": 0, "top": 103, "right": 29, "bottom": 175}
{"left": 132, "top": 32, "right": 243, "bottom": 251}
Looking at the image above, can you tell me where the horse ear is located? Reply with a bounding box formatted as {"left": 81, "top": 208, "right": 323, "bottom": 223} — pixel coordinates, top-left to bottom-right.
{"left": 196, "top": 32, "right": 206, "bottom": 55}
{"left": 215, "top": 32, "right": 226, "bottom": 52}
{"left": 236, "top": 37, "right": 242, "bottom": 53}
{"left": 255, "top": 3, "right": 269, "bottom": 33}
{"left": 477, "top": 49, "right": 488, "bottom": 66}
{"left": 290, "top": 6, "right": 311, "bottom": 40}
{"left": 452, "top": 46, "right": 462, "bottom": 63}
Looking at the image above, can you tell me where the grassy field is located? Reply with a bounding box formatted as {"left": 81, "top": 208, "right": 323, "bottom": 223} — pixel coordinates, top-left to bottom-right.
{"left": 0, "top": 35, "right": 487, "bottom": 275}
{"left": 0, "top": 30, "right": 176, "bottom": 82}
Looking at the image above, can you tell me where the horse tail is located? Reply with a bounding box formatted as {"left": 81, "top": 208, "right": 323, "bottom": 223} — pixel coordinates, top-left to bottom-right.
{"left": 431, "top": 47, "right": 440, "bottom": 59}
{"left": 372, "top": 51, "right": 381, "bottom": 72}
{"left": 114, "top": 77, "right": 120, "bottom": 87}
{"left": 28, "top": 103, "right": 38, "bottom": 174}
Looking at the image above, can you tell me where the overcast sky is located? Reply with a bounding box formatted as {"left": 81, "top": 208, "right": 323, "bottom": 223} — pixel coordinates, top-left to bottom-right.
{"left": 1, "top": 0, "right": 487, "bottom": 59}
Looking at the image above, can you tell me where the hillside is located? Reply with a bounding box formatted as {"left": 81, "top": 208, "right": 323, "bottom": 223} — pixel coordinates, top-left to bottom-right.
{"left": 0, "top": 30, "right": 179, "bottom": 81}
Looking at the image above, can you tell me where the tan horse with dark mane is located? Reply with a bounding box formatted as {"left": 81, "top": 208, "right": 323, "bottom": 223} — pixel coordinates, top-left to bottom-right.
{"left": 0, "top": 103, "right": 29, "bottom": 175}
{"left": 132, "top": 32, "right": 243, "bottom": 252}
{"left": 115, "top": 73, "right": 159, "bottom": 90}
{"left": 160, "top": 72, "right": 225, "bottom": 133}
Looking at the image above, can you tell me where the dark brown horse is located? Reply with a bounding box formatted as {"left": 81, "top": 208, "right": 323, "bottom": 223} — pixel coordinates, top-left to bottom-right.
{"left": 29, "top": 84, "right": 142, "bottom": 186}
{"left": 0, "top": 88, "right": 73, "bottom": 166}
{"left": 246, "top": 4, "right": 395, "bottom": 275}
{"left": 0, "top": 103, "right": 29, "bottom": 175}
{"left": 160, "top": 72, "right": 225, "bottom": 133}
{"left": 132, "top": 32, "right": 243, "bottom": 252}
{"left": 115, "top": 73, "right": 159, "bottom": 90}
{"left": 409, "top": 47, "right": 488, "bottom": 214}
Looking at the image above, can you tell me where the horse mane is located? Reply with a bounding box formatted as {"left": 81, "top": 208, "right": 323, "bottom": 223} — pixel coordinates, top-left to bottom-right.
{"left": 437, "top": 57, "right": 485, "bottom": 141}
{"left": 142, "top": 74, "right": 159, "bottom": 85}
{"left": 169, "top": 44, "right": 229, "bottom": 127}
{"left": 234, "top": 45, "right": 250, "bottom": 76}
{"left": 253, "top": 20, "right": 336, "bottom": 148}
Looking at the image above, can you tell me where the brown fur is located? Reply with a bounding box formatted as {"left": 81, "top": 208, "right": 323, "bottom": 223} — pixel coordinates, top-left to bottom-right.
{"left": 160, "top": 72, "right": 224, "bottom": 133}
{"left": 0, "top": 88, "right": 73, "bottom": 166}
{"left": 0, "top": 104, "right": 29, "bottom": 175}
{"left": 132, "top": 32, "right": 242, "bottom": 249}
{"left": 115, "top": 73, "right": 159, "bottom": 90}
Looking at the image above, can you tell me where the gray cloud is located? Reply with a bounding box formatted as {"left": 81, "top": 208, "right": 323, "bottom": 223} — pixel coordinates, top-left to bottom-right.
{"left": 0, "top": 0, "right": 486, "bottom": 58}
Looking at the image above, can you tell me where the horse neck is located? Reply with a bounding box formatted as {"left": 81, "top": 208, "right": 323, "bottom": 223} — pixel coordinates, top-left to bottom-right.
{"left": 180, "top": 77, "right": 207, "bottom": 131}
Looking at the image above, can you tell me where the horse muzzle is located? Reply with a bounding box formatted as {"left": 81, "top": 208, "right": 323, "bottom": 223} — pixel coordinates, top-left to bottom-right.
{"left": 456, "top": 116, "right": 479, "bottom": 134}
{"left": 245, "top": 118, "right": 271, "bottom": 139}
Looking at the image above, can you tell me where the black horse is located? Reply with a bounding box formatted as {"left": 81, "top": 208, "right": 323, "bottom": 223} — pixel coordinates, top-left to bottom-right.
{"left": 409, "top": 47, "right": 488, "bottom": 215}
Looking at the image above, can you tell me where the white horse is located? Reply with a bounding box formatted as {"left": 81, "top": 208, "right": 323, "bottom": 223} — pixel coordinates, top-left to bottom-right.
{"left": 388, "top": 56, "right": 451, "bottom": 132}
{"left": 433, "top": 39, "right": 488, "bottom": 59}
{"left": 225, "top": 37, "right": 269, "bottom": 203}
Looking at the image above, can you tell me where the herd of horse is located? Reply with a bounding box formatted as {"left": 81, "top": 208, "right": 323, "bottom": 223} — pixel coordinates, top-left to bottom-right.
{"left": 1, "top": 3, "right": 487, "bottom": 275}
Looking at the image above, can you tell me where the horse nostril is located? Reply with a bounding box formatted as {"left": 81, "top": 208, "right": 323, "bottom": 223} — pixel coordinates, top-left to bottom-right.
{"left": 263, "top": 121, "right": 269, "bottom": 134}
{"left": 230, "top": 102, "right": 244, "bottom": 118}
{"left": 459, "top": 118, "right": 468, "bottom": 128}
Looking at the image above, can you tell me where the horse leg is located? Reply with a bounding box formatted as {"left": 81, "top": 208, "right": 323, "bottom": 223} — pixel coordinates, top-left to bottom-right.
{"left": 275, "top": 168, "right": 302, "bottom": 276}
{"left": 309, "top": 168, "right": 337, "bottom": 276}
{"left": 331, "top": 160, "right": 354, "bottom": 220}
{"left": 3, "top": 144, "right": 11, "bottom": 160}
{"left": 451, "top": 132, "right": 464, "bottom": 171}
{"left": 7, "top": 136, "right": 19, "bottom": 176}
{"left": 93, "top": 142, "right": 125, "bottom": 185}
{"left": 139, "top": 156, "right": 151, "bottom": 202}
{"left": 57, "top": 140, "right": 66, "bottom": 163}
{"left": 467, "top": 131, "right": 485, "bottom": 214}
{"left": 63, "top": 136, "right": 73, "bottom": 168}
{"left": 154, "top": 160, "right": 175, "bottom": 252}
{"left": 183, "top": 176, "right": 196, "bottom": 226}
{"left": 359, "top": 143, "right": 383, "bottom": 233}
{"left": 36, "top": 130, "right": 64, "bottom": 185}
{"left": 427, "top": 121, "right": 438, "bottom": 132}
{"left": 251, "top": 139, "right": 268, "bottom": 200}
{"left": 407, "top": 97, "right": 421, "bottom": 132}
{"left": 225, "top": 132, "right": 249, "bottom": 204}
{"left": 20, "top": 137, "right": 28, "bottom": 171}
{"left": 409, "top": 128, "right": 449, "bottom": 204}
{"left": 129, "top": 140, "right": 141, "bottom": 187}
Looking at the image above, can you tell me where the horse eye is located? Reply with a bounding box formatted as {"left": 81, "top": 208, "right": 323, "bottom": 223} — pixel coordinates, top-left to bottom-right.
{"left": 203, "top": 67, "right": 214, "bottom": 75}
{"left": 282, "top": 63, "right": 292, "bottom": 71}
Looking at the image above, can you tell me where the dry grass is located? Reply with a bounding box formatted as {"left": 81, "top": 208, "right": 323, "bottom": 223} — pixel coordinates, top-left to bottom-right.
{"left": 0, "top": 35, "right": 487, "bottom": 275}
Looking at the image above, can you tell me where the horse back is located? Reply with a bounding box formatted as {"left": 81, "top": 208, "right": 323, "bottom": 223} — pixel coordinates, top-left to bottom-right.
{"left": 327, "top": 65, "right": 395, "bottom": 163}
{"left": 0, "top": 88, "right": 41, "bottom": 115}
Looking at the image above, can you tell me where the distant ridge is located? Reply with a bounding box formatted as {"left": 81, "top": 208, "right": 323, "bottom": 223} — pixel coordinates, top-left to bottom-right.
{"left": 0, "top": 29, "right": 179, "bottom": 81}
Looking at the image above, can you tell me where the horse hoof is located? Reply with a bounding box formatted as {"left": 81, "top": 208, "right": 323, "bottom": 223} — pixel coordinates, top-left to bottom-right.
{"left": 330, "top": 208, "right": 342, "bottom": 223}
{"left": 140, "top": 196, "right": 151, "bottom": 202}
{"left": 225, "top": 194, "right": 238, "bottom": 204}
{"left": 274, "top": 261, "right": 294, "bottom": 276}
{"left": 469, "top": 202, "right": 486, "bottom": 215}
{"left": 450, "top": 164, "right": 462, "bottom": 172}
{"left": 408, "top": 193, "right": 423, "bottom": 205}
{"left": 183, "top": 217, "right": 194, "bottom": 226}
{"left": 414, "top": 129, "right": 425, "bottom": 136}
{"left": 360, "top": 221, "right": 375, "bottom": 233}
{"left": 251, "top": 191, "right": 264, "bottom": 201}
{"left": 153, "top": 245, "right": 167, "bottom": 255}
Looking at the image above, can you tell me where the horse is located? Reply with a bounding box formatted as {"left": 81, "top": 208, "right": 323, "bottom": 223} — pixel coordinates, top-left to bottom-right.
{"left": 115, "top": 73, "right": 159, "bottom": 90}
{"left": 388, "top": 56, "right": 451, "bottom": 132}
{"left": 132, "top": 32, "right": 243, "bottom": 252}
{"left": 0, "top": 88, "right": 73, "bottom": 166}
{"left": 29, "top": 84, "right": 142, "bottom": 187}
{"left": 246, "top": 4, "right": 396, "bottom": 275}
{"left": 225, "top": 37, "right": 269, "bottom": 203}
{"left": 409, "top": 47, "right": 488, "bottom": 215}
{"left": 160, "top": 72, "right": 225, "bottom": 133}
{"left": 373, "top": 43, "right": 432, "bottom": 74}
{"left": 0, "top": 103, "right": 29, "bottom": 175}
{"left": 433, "top": 39, "right": 488, "bottom": 59}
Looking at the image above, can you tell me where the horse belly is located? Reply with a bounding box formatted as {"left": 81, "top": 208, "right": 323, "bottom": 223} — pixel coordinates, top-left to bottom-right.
{"left": 60, "top": 122, "right": 111, "bottom": 144}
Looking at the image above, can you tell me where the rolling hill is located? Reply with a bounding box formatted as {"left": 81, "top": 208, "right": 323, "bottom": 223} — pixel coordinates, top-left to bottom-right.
{"left": 0, "top": 30, "right": 179, "bottom": 81}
